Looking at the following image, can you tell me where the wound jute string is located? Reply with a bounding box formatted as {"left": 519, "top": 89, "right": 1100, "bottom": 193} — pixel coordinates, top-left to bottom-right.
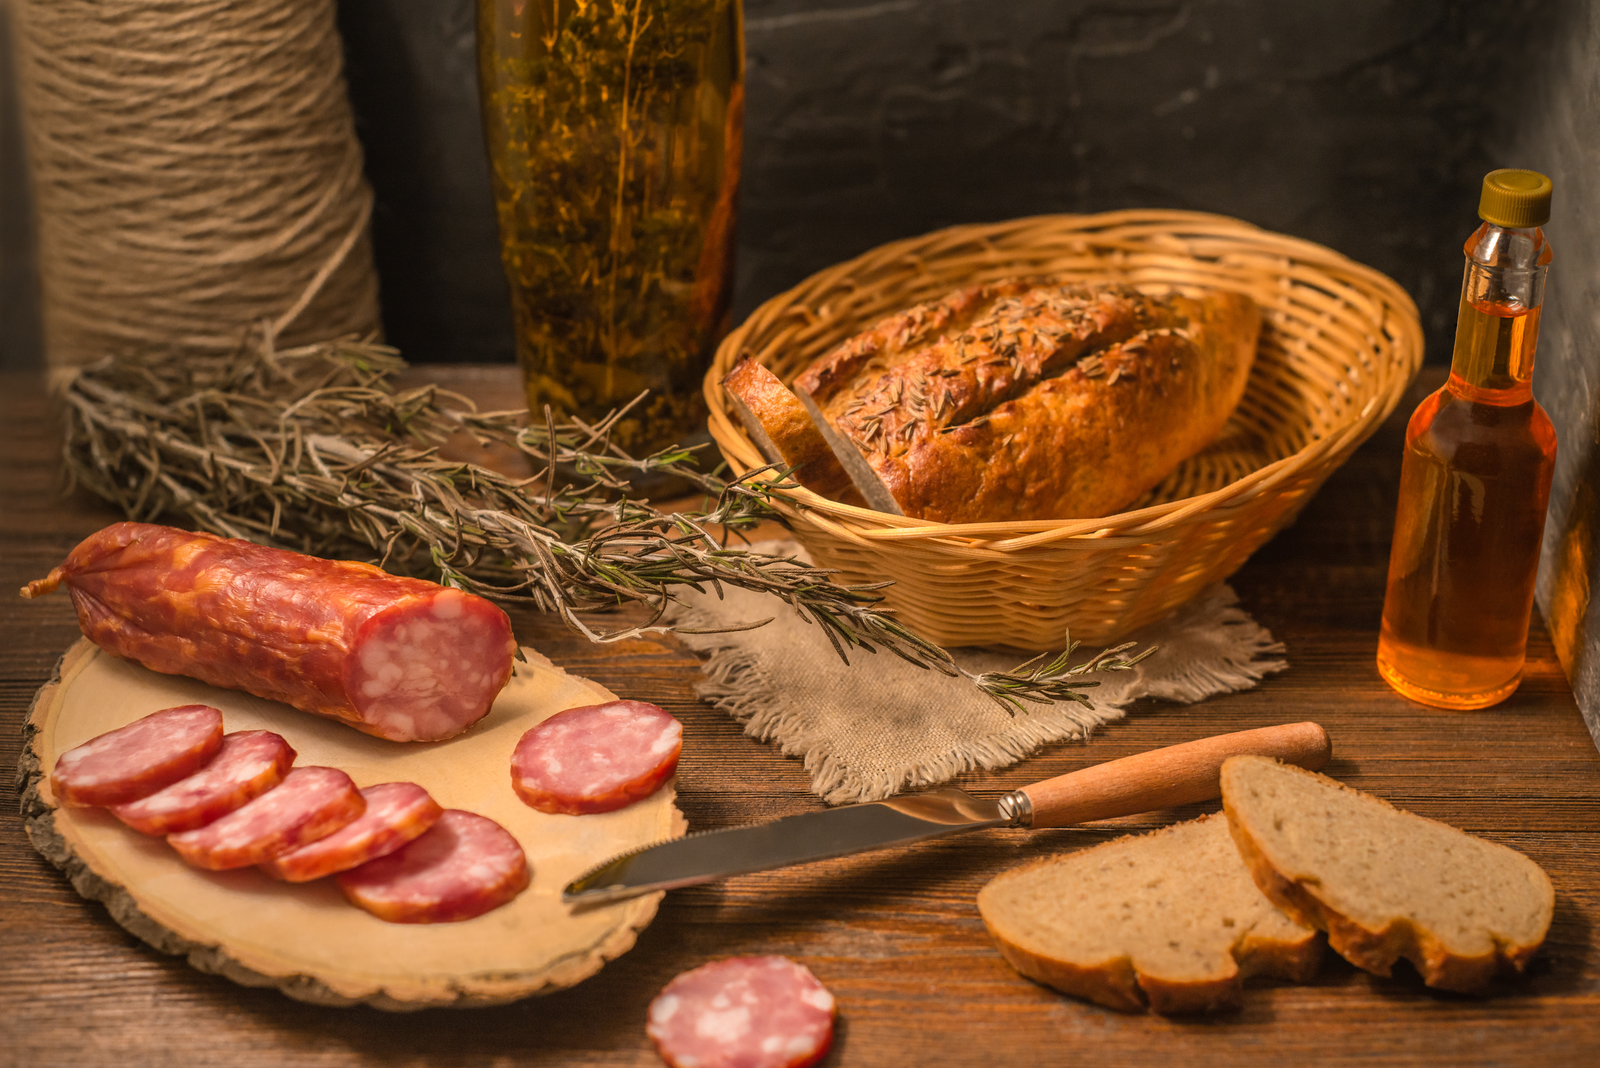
{"left": 671, "top": 540, "right": 1290, "bottom": 805}
{"left": 10, "top": 0, "right": 381, "bottom": 367}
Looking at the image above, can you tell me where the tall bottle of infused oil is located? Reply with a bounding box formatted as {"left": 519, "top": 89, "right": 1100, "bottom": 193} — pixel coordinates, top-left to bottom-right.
{"left": 477, "top": 0, "right": 743, "bottom": 459}
{"left": 1377, "top": 169, "right": 1558, "bottom": 709}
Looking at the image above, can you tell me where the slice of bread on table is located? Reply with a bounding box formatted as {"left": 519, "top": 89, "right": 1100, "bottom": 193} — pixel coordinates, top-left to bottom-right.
{"left": 977, "top": 812, "right": 1321, "bottom": 1014}
{"left": 1220, "top": 755, "right": 1554, "bottom": 993}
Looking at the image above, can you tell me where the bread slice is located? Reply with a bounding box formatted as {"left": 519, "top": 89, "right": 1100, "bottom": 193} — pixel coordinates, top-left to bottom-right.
{"left": 721, "top": 358, "right": 862, "bottom": 504}
{"left": 977, "top": 813, "right": 1321, "bottom": 1014}
{"left": 1220, "top": 756, "right": 1554, "bottom": 993}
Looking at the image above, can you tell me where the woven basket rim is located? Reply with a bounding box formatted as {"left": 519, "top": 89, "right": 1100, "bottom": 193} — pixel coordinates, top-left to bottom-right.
{"left": 705, "top": 208, "right": 1422, "bottom": 550}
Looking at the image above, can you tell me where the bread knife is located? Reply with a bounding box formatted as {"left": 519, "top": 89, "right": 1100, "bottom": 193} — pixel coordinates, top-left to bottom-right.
{"left": 563, "top": 721, "right": 1330, "bottom": 905}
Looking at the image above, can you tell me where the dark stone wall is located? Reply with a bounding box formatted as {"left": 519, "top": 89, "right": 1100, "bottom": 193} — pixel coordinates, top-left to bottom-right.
{"left": 736, "top": 0, "right": 1527, "bottom": 360}
{"left": 0, "top": 0, "right": 1543, "bottom": 371}
{"left": 0, "top": 2, "right": 42, "bottom": 373}
{"left": 1517, "top": 2, "right": 1600, "bottom": 747}
{"left": 335, "top": 0, "right": 511, "bottom": 364}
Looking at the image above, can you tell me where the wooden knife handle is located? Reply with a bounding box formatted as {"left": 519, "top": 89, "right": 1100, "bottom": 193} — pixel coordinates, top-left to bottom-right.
{"left": 1018, "top": 721, "right": 1331, "bottom": 829}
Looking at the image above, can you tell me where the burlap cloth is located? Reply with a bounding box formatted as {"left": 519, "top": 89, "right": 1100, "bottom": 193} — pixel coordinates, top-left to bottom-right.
{"left": 671, "top": 541, "right": 1287, "bottom": 804}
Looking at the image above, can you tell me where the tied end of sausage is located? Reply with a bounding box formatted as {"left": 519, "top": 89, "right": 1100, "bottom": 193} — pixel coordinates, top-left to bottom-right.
{"left": 20, "top": 566, "right": 65, "bottom": 599}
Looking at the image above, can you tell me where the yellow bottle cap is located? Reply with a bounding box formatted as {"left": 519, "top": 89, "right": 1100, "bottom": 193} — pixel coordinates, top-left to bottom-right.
{"left": 1478, "top": 169, "right": 1552, "bottom": 228}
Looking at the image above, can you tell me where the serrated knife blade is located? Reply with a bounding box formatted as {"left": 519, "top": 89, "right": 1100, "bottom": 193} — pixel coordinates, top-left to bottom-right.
{"left": 563, "top": 721, "right": 1332, "bottom": 906}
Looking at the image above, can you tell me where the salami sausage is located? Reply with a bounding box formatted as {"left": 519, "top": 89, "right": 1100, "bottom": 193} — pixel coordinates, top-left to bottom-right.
{"left": 111, "top": 730, "right": 296, "bottom": 835}
{"left": 21, "top": 522, "right": 516, "bottom": 742}
{"left": 50, "top": 704, "right": 223, "bottom": 807}
{"left": 336, "top": 809, "right": 530, "bottom": 923}
{"left": 511, "top": 700, "right": 681, "bottom": 815}
{"left": 167, "top": 766, "right": 365, "bottom": 870}
{"left": 646, "top": 957, "right": 837, "bottom": 1068}
{"left": 261, "top": 781, "right": 443, "bottom": 883}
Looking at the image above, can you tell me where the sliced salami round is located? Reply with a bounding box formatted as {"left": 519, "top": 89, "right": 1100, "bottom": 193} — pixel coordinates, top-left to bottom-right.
{"left": 110, "top": 730, "right": 295, "bottom": 835}
{"left": 51, "top": 703, "right": 224, "bottom": 808}
{"left": 511, "top": 700, "right": 682, "bottom": 815}
{"left": 261, "top": 782, "right": 444, "bottom": 883}
{"left": 336, "top": 809, "right": 530, "bottom": 924}
{"left": 167, "top": 766, "right": 365, "bottom": 871}
{"left": 646, "top": 956, "right": 837, "bottom": 1068}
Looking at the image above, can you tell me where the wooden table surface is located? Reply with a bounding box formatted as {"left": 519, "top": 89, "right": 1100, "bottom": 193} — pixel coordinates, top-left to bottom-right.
{"left": 3, "top": 366, "right": 1598, "bottom": 1067}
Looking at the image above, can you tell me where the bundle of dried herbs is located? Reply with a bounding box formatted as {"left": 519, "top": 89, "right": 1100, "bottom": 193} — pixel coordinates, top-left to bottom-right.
{"left": 57, "top": 336, "right": 1149, "bottom": 713}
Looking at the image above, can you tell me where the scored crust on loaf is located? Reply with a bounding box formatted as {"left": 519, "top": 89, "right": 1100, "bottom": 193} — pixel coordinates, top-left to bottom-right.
{"left": 794, "top": 278, "right": 1036, "bottom": 404}
{"left": 746, "top": 278, "right": 1259, "bottom": 522}
{"left": 883, "top": 327, "right": 1204, "bottom": 520}
{"left": 1220, "top": 756, "right": 1555, "bottom": 993}
{"left": 858, "top": 285, "right": 1257, "bottom": 521}
{"left": 977, "top": 813, "right": 1321, "bottom": 1014}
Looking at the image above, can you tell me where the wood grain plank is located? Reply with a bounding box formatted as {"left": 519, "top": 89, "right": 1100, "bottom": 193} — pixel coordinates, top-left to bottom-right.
{"left": 3, "top": 368, "right": 1598, "bottom": 1067}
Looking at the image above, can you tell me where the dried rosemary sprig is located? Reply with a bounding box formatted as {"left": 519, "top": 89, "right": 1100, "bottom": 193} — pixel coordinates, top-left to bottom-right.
{"left": 56, "top": 335, "right": 1146, "bottom": 712}
{"left": 964, "top": 641, "right": 1156, "bottom": 717}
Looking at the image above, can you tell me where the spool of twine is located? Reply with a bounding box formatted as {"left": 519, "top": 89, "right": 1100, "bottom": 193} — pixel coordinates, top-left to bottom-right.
{"left": 10, "top": 0, "right": 381, "bottom": 367}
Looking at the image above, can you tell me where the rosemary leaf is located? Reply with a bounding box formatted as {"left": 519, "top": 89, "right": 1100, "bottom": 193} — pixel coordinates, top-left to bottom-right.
{"left": 962, "top": 640, "right": 1157, "bottom": 717}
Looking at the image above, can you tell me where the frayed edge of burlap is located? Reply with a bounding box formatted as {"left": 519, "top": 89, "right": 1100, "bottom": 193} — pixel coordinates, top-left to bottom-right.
{"left": 672, "top": 603, "right": 828, "bottom": 757}
{"left": 671, "top": 585, "right": 1289, "bottom": 805}
{"left": 1128, "top": 586, "right": 1289, "bottom": 705}
{"left": 671, "top": 604, "right": 1114, "bottom": 804}
{"left": 860, "top": 695, "right": 1116, "bottom": 805}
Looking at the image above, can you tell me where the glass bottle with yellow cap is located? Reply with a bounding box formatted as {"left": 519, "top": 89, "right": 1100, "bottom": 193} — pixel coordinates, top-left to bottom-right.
{"left": 1377, "top": 169, "right": 1559, "bottom": 709}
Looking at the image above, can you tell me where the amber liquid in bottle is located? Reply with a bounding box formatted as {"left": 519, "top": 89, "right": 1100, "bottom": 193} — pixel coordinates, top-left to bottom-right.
{"left": 477, "top": 0, "right": 743, "bottom": 458}
{"left": 1376, "top": 224, "right": 1557, "bottom": 708}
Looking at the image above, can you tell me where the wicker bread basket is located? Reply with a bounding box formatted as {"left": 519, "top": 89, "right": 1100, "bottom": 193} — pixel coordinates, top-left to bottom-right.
{"left": 704, "top": 210, "right": 1423, "bottom": 651}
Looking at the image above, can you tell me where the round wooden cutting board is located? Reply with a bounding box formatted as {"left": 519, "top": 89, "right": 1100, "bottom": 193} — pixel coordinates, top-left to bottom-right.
{"left": 19, "top": 638, "right": 685, "bottom": 1010}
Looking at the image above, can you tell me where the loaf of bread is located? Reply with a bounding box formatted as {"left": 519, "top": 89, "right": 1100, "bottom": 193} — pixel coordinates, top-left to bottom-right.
{"left": 1220, "top": 756, "right": 1555, "bottom": 993}
{"left": 724, "top": 279, "right": 1260, "bottom": 522}
{"left": 977, "top": 813, "right": 1321, "bottom": 1014}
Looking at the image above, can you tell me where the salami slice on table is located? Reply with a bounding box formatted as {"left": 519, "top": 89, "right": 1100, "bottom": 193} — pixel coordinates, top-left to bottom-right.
{"left": 511, "top": 700, "right": 682, "bottom": 815}
{"left": 337, "top": 809, "right": 529, "bottom": 923}
{"left": 261, "top": 782, "right": 443, "bottom": 883}
{"left": 647, "top": 956, "right": 837, "bottom": 1068}
{"left": 111, "top": 730, "right": 295, "bottom": 835}
{"left": 167, "top": 766, "right": 365, "bottom": 870}
{"left": 50, "top": 703, "right": 223, "bottom": 807}
{"left": 21, "top": 522, "right": 517, "bottom": 742}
